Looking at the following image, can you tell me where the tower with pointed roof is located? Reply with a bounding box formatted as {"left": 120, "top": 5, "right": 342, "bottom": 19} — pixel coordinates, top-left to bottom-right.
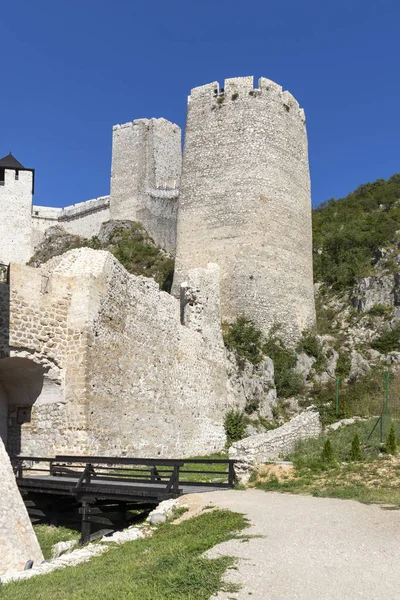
{"left": 0, "top": 153, "right": 34, "bottom": 265}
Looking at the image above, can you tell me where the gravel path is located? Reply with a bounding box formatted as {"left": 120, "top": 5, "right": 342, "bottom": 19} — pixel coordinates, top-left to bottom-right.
{"left": 179, "top": 490, "right": 400, "bottom": 600}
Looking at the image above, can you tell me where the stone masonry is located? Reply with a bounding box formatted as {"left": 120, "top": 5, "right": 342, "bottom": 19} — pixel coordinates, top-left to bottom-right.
{"left": 110, "top": 117, "right": 181, "bottom": 253}
{"left": 229, "top": 409, "right": 322, "bottom": 481}
{"left": 0, "top": 435, "right": 43, "bottom": 576}
{"left": 0, "top": 248, "right": 229, "bottom": 457}
{"left": 173, "top": 76, "right": 315, "bottom": 343}
{"left": 0, "top": 168, "right": 33, "bottom": 265}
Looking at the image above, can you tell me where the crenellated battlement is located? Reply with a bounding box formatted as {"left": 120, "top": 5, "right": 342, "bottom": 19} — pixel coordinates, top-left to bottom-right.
{"left": 32, "top": 196, "right": 110, "bottom": 222}
{"left": 188, "top": 75, "right": 305, "bottom": 123}
{"left": 174, "top": 74, "right": 314, "bottom": 343}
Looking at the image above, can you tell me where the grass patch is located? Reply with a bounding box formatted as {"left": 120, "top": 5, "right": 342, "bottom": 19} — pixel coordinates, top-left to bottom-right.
{"left": 2, "top": 510, "right": 247, "bottom": 600}
{"left": 180, "top": 453, "right": 230, "bottom": 484}
{"left": 34, "top": 524, "right": 80, "bottom": 560}
{"left": 253, "top": 419, "right": 400, "bottom": 506}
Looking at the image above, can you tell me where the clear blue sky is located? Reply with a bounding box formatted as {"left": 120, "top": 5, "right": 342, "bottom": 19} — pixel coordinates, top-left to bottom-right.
{"left": 1, "top": 0, "right": 399, "bottom": 208}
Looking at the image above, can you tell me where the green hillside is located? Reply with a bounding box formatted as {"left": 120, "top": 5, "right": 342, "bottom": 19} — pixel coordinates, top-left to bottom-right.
{"left": 313, "top": 174, "right": 400, "bottom": 290}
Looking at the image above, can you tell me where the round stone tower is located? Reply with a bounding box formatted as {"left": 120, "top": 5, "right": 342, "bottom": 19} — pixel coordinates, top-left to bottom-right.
{"left": 172, "top": 76, "right": 315, "bottom": 343}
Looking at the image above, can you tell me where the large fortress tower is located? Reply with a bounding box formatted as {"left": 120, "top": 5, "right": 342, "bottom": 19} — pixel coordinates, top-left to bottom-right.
{"left": 0, "top": 154, "right": 34, "bottom": 266}
{"left": 110, "top": 118, "right": 182, "bottom": 253}
{"left": 173, "top": 76, "right": 315, "bottom": 342}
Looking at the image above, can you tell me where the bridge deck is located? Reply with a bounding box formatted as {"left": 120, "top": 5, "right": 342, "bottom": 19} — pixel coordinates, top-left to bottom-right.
{"left": 18, "top": 474, "right": 224, "bottom": 499}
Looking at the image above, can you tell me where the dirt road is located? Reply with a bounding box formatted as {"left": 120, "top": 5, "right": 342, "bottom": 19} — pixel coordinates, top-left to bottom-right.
{"left": 178, "top": 490, "right": 400, "bottom": 600}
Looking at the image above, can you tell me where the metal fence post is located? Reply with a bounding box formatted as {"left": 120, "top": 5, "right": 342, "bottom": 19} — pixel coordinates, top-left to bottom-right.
{"left": 385, "top": 372, "right": 390, "bottom": 416}
{"left": 335, "top": 377, "right": 340, "bottom": 416}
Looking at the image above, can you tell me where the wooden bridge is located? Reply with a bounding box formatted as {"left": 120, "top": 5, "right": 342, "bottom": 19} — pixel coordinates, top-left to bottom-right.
{"left": 12, "top": 455, "right": 236, "bottom": 543}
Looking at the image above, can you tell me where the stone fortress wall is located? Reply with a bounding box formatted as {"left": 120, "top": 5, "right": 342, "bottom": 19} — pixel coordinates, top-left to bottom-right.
{"left": 110, "top": 117, "right": 181, "bottom": 253}
{"left": 31, "top": 196, "right": 110, "bottom": 247}
{"left": 0, "top": 248, "right": 229, "bottom": 457}
{"left": 0, "top": 74, "right": 316, "bottom": 457}
{"left": 172, "top": 76, "right": 315, "bottom": 342}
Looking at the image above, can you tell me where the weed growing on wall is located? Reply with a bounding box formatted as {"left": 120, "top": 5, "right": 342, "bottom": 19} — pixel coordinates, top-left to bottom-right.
{"left": 224, "top": 409, "right": 246, "bottom": 447}
{"left": 223, "top": 317, "right": 263, "bottom": 368}
{"left": 263, "top": 327, "right": 305, "bottom": 398}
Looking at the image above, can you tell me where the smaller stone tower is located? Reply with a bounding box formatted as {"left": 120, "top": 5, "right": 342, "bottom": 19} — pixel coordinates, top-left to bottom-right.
{"left": 173, "top": 76, "right": 316, "bottom": 343}
{"left": 110, "top": 118, "right": 182, "bottom": 253}
{"left": 0, "top": 154, "right": 34, "bottom": 265}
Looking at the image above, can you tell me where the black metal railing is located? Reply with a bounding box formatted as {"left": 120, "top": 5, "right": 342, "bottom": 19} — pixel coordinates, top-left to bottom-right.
{"left": 12, "top": 454, "right": 237, "bottom": 493}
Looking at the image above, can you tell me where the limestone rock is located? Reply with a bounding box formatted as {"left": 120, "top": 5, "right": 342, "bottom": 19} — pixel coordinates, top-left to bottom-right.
{"left": 226, "top": 350, "right": 277, "bottom": 419}
{"left": 51, "top": 540, "right": 78, "bottom": 559}
{"left": 348, "top": 351, "right": 370, "bottom": 381}
{"left": 101, "top": 527, "right": 145, "bottom": 544}
{"left": 150, "top": 513, "right": 167, "bottom": 526}
{"left": 295, "top": 352, "right": 315, "bottom": 380}
{"left": 352, "top": 275, "right": 396, "bottom": 313}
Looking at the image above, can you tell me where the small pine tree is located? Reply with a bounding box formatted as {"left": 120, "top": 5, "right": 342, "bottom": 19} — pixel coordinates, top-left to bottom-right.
{"left": 385, "top": 423, "right": 398, "bottom": 455}
{"left": 321, "top": 439, "right": 336, "bottom": 465}
{"left": 349, "top": 433, "right": 362, "bottom": 461}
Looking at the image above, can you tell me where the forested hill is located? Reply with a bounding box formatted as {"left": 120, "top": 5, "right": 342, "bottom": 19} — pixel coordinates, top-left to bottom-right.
{"left": 312, "top": 174, "right": 400, "bottom": 290}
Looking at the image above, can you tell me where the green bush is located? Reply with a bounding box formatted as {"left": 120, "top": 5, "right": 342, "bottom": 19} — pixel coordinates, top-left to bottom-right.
{"left": 224, "top": 409, "right": 246, "bottom": 447}
{"left": 368, "top": 304, "right": 393, "bottom": 318}
{"left": 385, "top": 423, "right": 398, "bottom": 455}
{"left": 296, "top": 329, "right": 326, "bottom": 373}
{"left": 335, "top": 351, "right": 351, "bottom": 378}
{"left": 263, "top": 328, "right": 305, "bottom": 398}
{"left": 321, "top": 438, "right": 336, "bottom": 465}
{"left": 371, "top": 323, "right": 400, "bottom": 354}
{"left": 313, "top": 174, "right": 400, "bottom": 290}
{"left": 109, "top": 226, "right": 174, "bottom": 292}
{"left": 349, "top": 433, "right": 362, "bottom": 461}
{"left": 223, "top": 317, "right": 263, "bottom": 368}
{"left": 244, "top": 397, "right": 260, "bottom": 415}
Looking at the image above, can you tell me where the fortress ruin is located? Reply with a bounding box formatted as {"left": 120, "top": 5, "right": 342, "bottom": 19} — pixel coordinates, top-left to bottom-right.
{"left": 0, "top": 76, "right": 315, "bottom": 457}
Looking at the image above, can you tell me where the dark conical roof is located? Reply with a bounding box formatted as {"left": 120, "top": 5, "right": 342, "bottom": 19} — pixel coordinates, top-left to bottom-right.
{"left": 0, "top": 153, "right": 25, "bottom": 169}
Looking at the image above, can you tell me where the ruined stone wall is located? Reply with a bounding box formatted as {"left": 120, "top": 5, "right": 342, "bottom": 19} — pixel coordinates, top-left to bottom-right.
{"left": 86, "top": 256, "right": 227, "bottom": 457}
{"left": 230, "top": 409, "right": 321, "bottom": 481}
{"left": 0, "top": 169, "right": 33, "bottom": 264}
{"left": 110, "top": 118, "right": 181, "bottom": 253}
{"left": 173, "top": 76, "right": 316, "bottom": 343}
{"left": 0, "top": 436, "right": 43, "bottom": 576}
{"left": 31, "top": 196, "right": 110, "bottom": 249}
{"left": 3, "top": 249, "right": 229, "bottom": 457}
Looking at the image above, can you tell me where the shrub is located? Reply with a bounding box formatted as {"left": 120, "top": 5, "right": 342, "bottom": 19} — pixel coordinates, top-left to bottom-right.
{"left": 385, "top": 423, "right": 398, "bottom": 455}
{"left": 296, "top": 329, "right": 326, "bottom": 373}
{"left": 371, "top": 323, "right": 400, "bottom": 354}
{"left": 263, "top": 328, "right": 305, "bottom": 398}
{"left": 321, "top": 439, "right": 336, "bottom": 465}
{"left": 349, "top": 433, "right": 362, "bottom": 461}
{"left": 224, "top": 409, "right": 246, "bottom": 447}
{"left": 223, "top": 317, "right": 263, "bottom": 368}
{"left": 244, "top": 397, "right": 260, "bottom": 415}
{"left": 313, "top": 174, "right": 400, "bottom": 291}
{"left": 335, "top": 351, "right": 351, "bottom": 378}
{"left": 368, "top": 304, "right": 393, "bottom": 318}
